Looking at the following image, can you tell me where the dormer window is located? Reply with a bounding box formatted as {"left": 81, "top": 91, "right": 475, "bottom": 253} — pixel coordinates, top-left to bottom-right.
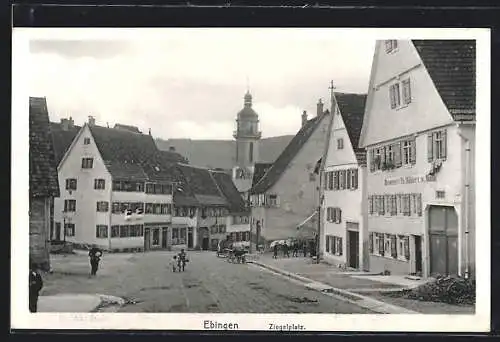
{"left": 83, "top": 137, "right": 91, "bottom": 145}
{"left": 385, "top": 40, "right": 398, "bottom": 53}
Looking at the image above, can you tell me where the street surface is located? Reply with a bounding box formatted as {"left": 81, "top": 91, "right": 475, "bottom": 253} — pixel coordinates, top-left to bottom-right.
{"left": 42, "top": 251, "right": 371, "bottom": 313}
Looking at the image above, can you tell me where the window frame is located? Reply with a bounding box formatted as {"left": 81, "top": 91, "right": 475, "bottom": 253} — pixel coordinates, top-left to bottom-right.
{"left": 65, "top": 178, "right": 77, "bottom": 190}
{"left": 81, "top": 157, "right": 94, "bottom": 169}
{"left": 96, "top": 225, "right": 108, "bottom": 238}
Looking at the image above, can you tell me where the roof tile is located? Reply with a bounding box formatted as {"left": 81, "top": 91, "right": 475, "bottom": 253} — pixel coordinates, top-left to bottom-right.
{"left": 29, "top": 97, "right": 60, "bottom": 198}
{"left": 412, "top": 40, "right": 476, "bottom": 120}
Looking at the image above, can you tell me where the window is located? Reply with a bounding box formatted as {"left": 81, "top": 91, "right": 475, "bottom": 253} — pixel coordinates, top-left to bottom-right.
{"left": 428, "top": 130, "right": 447, "bottom": 162}
{"left": 111, "top": 225, "right": 119, "bottom": 237}
{"left": 113, "top": 181, "right": 145, "bottom": 192}
{"left": 64, "top": 199, "right": 76, "bottom": 212}
{"left": 94, "top": 178, "right": 105, "bottom": 190}
{"left": 96, "top": 201, "right": 109, "bottom": 212}
{"left": 327, "top": 172, "right": 334, "bottom": 190}
{"left": 337, "top": 138, "right": 344, "bottom": 149}
{"left": 385, "top": 40, "right": 398, "bottom": 53}
{"left": 83, "top": 137, "right": 91, "bottom": 145}
{"left": 65, "top": 178, "right": 77, "bottom": 190}
{"left": 402, "top": 78, "right": 412, "bottom": 105}
{"left": 328, "top": 236, "right": 343, "bottom": 256}
{"left": 327, "top": 207, "right": 342, "bottom": 223}
{"left": 81, "top": 157, "right": 94, "bottom": 169}
{"left": 339, "top": 170, "right": 346, "bottom": 189}
{"left": 436, "top": 190, "right": 445, "bottom": 199}
{"left": 269, "top": 194, "right": 278, "bottom": 207}
{"left": 96, "top": 225, "right": 108, "bottom": 238}
{"left": 119, "top": 225, "right": 130, "bottom": 238}
{"left": 402, "top": 140, "right": 413, "bottom": 165}
{"left": 386, "top": 145, "right": 394, "bottom": 165}
{"left": 64, "top": 223, "right": 75, "bottom": 237}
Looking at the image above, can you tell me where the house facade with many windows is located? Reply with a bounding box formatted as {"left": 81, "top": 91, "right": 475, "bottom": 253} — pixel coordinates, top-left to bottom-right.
{"left": 321, "top": 93, "right": 368, "bottom": 271}
{"left": 249, "top": 100, "right": 333, "bottom": 245}
{"left": 359, "top": 40, "right": 476, "bottom": 278}
{"left": 53, "top": 118, "right": 181, "bottom": 252}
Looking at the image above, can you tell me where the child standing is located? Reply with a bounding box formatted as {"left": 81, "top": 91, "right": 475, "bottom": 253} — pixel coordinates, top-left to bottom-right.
{"left": 171, "top": 255, "right": 178, "bottom": 272}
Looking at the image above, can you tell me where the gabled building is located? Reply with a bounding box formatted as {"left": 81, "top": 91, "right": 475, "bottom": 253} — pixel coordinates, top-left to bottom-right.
{"left": 359, "top": 40, "right": 475, "bottom": 278}
{"left": 321, "top": 93, "right": 368, "bottom": 270}
{"left": 53, "top": 117, "right": 179, "bottom": 252}
{"left": 249, "top": 100, "right": 333, "bottom": 244}
{"left": 29, "top": 97, "right": 60, "bottom": 271}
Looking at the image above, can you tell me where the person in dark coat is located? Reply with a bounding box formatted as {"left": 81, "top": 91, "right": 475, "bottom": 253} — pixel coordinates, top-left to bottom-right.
{"left": 89, "top": 247, "right": 103, "bottom": 276}
{"left": 302, "top": 241, "right": 307, "bottom": 257}
{"left": 273, "top": 243, "right": 278, "bottom": 259}
{"left": 293, "top": 241, "right": 299, "bottom": 257}
{"left": 29, "top": 260, "right": 43, "bottom": 313}
{"left": 283, "top": 243, "right": 290, "bottom": 258}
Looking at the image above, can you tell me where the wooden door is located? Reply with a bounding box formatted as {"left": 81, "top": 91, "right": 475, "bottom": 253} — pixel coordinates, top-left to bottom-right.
{"left": 429, "top": 206, "right": 458, "bottom": 276}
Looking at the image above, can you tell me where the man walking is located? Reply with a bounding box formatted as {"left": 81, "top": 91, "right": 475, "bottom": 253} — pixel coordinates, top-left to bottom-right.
{"left": 89, "top": 247, "right": 103, "bottom": 276}
{"left": 29, "top": 260, "right": 43, "bottom": 313}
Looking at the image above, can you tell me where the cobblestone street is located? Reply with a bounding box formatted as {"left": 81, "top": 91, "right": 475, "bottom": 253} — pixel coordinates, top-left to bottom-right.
{"left": 41, "top": 251, "right": 372, "bottom": 313}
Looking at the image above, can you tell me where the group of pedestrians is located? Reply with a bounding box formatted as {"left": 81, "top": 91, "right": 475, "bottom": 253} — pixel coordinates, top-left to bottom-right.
{"left": 272, "top": 240, "right": 311, "bottom": 259}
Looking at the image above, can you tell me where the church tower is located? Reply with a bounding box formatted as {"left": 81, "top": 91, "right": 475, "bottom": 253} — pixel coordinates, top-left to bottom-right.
{"left": 232, "top": 90, "right": 262, "bottom": 195}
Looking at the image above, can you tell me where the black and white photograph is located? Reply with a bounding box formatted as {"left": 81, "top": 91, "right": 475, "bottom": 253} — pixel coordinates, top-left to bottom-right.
{"left": 12, "top": 28, "right": 490, "bottom": 331}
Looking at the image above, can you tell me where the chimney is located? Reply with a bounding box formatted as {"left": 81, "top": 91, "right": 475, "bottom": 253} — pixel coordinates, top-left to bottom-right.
{"left": 316, "top": 99, "right": 324, "bottom": 117}
{"left": 88, "top": 115, "right": 96, "bottom": 127}
{"left": 169, "top": 146, "right": 176, "bottom": 152}
{"left": 60, "top": 117, "right": 74, "bottom": 131}
{"left": 301, "top": 110, "right": 308, "bottom": 127}
{"left": 60, "top": 118, "right": 69, "bottom": 131}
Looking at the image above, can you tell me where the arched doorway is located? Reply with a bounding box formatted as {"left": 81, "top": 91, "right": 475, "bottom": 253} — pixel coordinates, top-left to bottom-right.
{"left": 428, "top": 205, "right": 458, "bottom": 276}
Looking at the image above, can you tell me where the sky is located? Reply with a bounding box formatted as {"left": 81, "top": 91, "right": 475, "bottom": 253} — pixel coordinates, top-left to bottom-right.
{"left": 29, "top": 29, "right": 376, "bottom": 140}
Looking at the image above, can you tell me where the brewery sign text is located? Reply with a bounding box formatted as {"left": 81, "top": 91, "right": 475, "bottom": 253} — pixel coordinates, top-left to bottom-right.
{"left": 384, "top": 174, "right": 436, "bottom": 186}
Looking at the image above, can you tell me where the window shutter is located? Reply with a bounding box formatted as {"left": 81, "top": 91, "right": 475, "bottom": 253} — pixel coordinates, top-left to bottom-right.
{"left": 404, "top": 237, "right": 410, "bottom": 260}
{"left": 323, "top": 172, "right": 328, "bottom": 190}
{"left": 329, "top": 172, "right": 334, "bottom": 190}
{"left": 389, "top": 85, "right": 396, "bottom": 109}
{"left": 346, "top": 170, "right": 351, "bottom": 189}
{"left": 339, "top": 237, "right": 343, "bottom": 256}
{"left": 391, "top": 235, "right": 397, "bottom": 258}
{"left": 394, "top": 142, "right": 402, "bottom": 167}
{"left": 370, "top": 149, "right": 375, "bottom": 172}
{"left": 410, "top": 139, "right": 416, "bottom": 164}
{"left": 369, "top": 233, "right": 374, "bottom": 253}
{"left": 326, "top": 236, "right": 330, "bottom": 252}
{"left": 380, "top": 195, "right": 385, "bottom": 215}
{"left": 353, "top": 169, "right": 358, "bottom": 189}
{"left": 403, "top": 78, "right": 412, "bottom": 104}
{"left": 368, "top": 196, "right": 372, "bottom": 215}
{"left": 380, "top": 234, "right": 385, "bottom": 255}
{"left": 338, "top": 208, "right": 342, "bottom": 223}
{"left": 441, "top": 129, "right": 447, "bottom": 160}
{"left": 417, "top": 193, "right": 422, "bottom": 216}
{"left": 427, "top": 133, "right": 434, "bottom": 162}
